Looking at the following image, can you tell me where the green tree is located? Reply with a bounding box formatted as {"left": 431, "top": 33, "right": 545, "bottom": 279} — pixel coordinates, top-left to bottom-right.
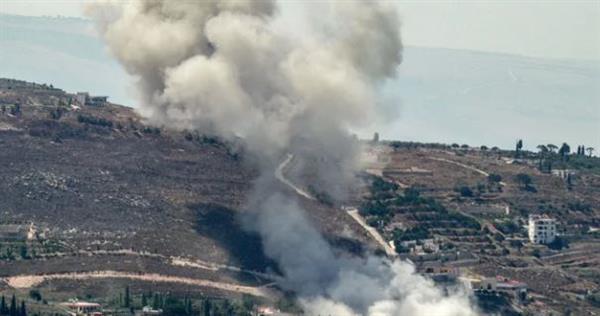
{"left": 457, "top": 186, "right": 473, "bottom": 197}
{"left": 537, "top": 145, "right": 549, "bottom": 171}
{"left": 218, "top": 300, "right": 233, "bottom": 316}
{"left": 124, "top": 286, "right": 130, "bottom": 308}
{"left": 515, "top": 139, "right": 523, "bottom": 157}
{"left": 587, "top": 147, "right": 595, "bottom": 157}
{"left": 203, "top": 299, "right": 211, "bottom": 316}
{"left": 141, "top": 293, "right": 147, "bottom": 307}
{"left": 28, "top": 290, "right": 41, "bottom": 302}
{"left": 241, "top": 295, "right": 255, "bottom": 313}
{"left": 537, "top": 144, "right": 548, "bottom": 154}
{"left": 515, "top": 173, "right": 533, "bottom": 190}
{"left": 547, "top": 144, "right": 558, "bottom": 153}
{"left": 9, "top": 295, "right": 16, "bottom": 316}
{"left": 0, "top": 295, "right": 7, "bottom": 315}
{"left": 9, "top": 104, "right": 21, "bottom": 116}
{"left": 510, "top": 239, "right": 524, "bottom": 253}
{"left": 5, "top": 247, "right": 14, "bottom": 260}
{"left": 19, "top": 301, "right": 25, "bottom": 316}
{"left": 559, "top": 142, "right": 571, "bottom": 158}
{"left": 19, "top": 246, "right": 28, "bottom": 260}
{"left": 152, "top": 293, "right": 161, "bottom": 309}
{"left": 185, "top": 297, "right": 193, "bottom": 315}
{"left": 487, "top": 173, "right": 502, "bottom": 183}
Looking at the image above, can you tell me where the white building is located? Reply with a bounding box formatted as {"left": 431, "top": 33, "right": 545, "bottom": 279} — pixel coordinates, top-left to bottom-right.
{"left": 75, "top": 92, "right": 89, "bottom": 106}
{"left": 74, "top": 92, "right": 108, "bottom": 106}
{"left": 528, "top": 215, "right": 557, "bottom": 244}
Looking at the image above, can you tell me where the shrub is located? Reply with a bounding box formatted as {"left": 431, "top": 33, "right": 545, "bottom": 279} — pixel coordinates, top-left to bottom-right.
{"left": 456, "top": 186, "right": 473, "bottom": 197}
{"left": 488, "top": 173, "right": 502, "bottom": 183}
{"left": 588, "top": 293, "right": 600, "bottom": 308}
{"left": 393, "top": 226, "right": 430, "bottom": 242}
{"left": 548, "top": 236, "right": 569, "bottom": 250}
{"left": 371, "top": 177, "right": 398, "bottom": 193}
{"left": 29, "top": 289, "right": 42, "bottom": 301}
{"left": 77, "top": 114, "right": 113, "bottom": 128}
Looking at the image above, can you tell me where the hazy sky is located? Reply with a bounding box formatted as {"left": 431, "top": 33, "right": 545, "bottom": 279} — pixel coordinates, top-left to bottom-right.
{"left": 1, "top": 0, "right": 599, "bottom": 61}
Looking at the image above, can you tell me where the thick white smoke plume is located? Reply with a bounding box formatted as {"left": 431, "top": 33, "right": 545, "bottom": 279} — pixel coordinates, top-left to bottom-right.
{"left": 87, "top": 1, "right": 477, "bottom": 315}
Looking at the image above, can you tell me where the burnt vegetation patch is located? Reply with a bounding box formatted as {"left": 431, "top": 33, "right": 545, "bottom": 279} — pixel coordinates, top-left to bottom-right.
{"left": 192, "top": 203, "right": 279, "bottom": 274}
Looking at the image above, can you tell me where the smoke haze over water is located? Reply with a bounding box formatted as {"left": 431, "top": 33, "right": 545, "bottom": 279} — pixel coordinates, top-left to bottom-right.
{"left": 87, "top": 1, "right": 477, "bottom": 314}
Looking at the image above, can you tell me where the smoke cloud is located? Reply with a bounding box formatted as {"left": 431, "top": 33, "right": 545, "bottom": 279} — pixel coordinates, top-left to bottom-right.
{"left": 87, "top": 1, "right": 477, "bottom": 315}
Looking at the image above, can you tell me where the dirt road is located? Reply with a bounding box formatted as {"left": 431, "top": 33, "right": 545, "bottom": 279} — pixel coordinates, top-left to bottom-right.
{"left": 4, "top": 271, "right": 271, "bottom": 297}
{"left": 428, "top": 157, "right": 506, "bottom": 186}
{"left": 275, "top": 154, "right": 315, "bottom": 200}
{"left": 32, "top": 249, "right": 276, "bottom": 280}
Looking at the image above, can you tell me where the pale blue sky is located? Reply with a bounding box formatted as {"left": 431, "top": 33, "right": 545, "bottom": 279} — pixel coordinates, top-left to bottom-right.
{"left": 1, "top": 0, "right": 599, "bottom": 61}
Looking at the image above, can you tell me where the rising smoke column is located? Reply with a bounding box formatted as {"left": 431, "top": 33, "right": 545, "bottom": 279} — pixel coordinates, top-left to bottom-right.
{"left": 87, "top": 1, "right": 477, "bottom": 315}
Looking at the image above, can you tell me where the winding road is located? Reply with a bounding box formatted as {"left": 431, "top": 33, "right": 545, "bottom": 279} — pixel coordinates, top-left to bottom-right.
{"left": 275, "top": 154, "right": 315, "bottom": 200}
{"left": 275, "top": 154, "right": 396, "bottom": 257}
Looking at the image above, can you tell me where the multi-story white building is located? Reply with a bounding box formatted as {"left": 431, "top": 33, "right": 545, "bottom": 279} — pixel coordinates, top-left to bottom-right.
{"left": 528, "top": 215, "right": 557, "bottom": 244}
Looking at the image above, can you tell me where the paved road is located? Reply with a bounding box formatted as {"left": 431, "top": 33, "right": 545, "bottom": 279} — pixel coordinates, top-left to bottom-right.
{"left": 346, "top": 208, "right": 397, "bottom": 257}
{"left": 275, "top": 154, "right": 397, "bottom": 257}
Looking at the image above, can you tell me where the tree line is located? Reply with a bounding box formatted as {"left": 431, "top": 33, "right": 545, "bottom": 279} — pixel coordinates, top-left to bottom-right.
{"left": 0, "top": 295, "right": 27, "bottom": 316}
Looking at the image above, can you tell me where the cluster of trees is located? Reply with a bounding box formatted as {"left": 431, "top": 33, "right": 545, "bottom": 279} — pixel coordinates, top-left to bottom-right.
{"left": 141, "top": 126, "right": 161, "bottom": 135}
{"left": 393, "top": 226, "right": 430, "bottom": 243}
{"left": 360, "top": 179, "right": 482, "bottom": 254}
{"left": 536, "top": 142, "right": 598, "bottom": 173}
{"left": 0, "top": 245, "right": 30, "bottom": 261}
{"left": 116, "top": 287, "right": 256, "bottom": 316}
{"left": 575, "top": 145, "right": 593, "bottom": 156}
{"left": 536, "top": 142, "right": 573, "bottom": 160}
{"left": 77, "top": 114, "right": 113, "bottom": 128}
{"left": 588, "top": 292, "right": 600, "bottom": 308}
{"left": 184, "top": 131, "right": 220, "bottom": 145}
{"left": 515, "top": 173, "right": 535, "bottom": 192}
{"left": 0, "top": 295, "right": 27, "bottom": 316}
{"left": 48, "top": 107, "right": 64, "bottom": 120}
{"left": 452, "top": 174, "right": 503, "bottom": 199}
{"left": 1, "top": 104, "right": 22, "bottom": 116}
{"left": 389, "top": 141, "right": 454, "bottom": 150}
{"left": 495, "top": 220, "right": 521, "bottom": 235}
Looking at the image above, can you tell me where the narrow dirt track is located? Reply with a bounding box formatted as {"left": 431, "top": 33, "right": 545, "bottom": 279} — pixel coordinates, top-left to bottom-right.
{"left": 30, "top": 249, "right": 277, "bottom": 280}
{"left": 275, "top": 154, "right": 315, "bottom": 200}
{"left": 428, "top": 156, "right": 506, "bottom": 186}
{"left": 4, "top": 271, "right": 271, "bottom": 297}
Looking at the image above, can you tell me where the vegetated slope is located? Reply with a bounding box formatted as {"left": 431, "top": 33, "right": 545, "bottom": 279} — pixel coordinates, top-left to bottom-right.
{"left": 0, "top": 78, "right": 370, "bottom": 296}
{"left": 363, "top": 141, "right": 600, "bottom": 315}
